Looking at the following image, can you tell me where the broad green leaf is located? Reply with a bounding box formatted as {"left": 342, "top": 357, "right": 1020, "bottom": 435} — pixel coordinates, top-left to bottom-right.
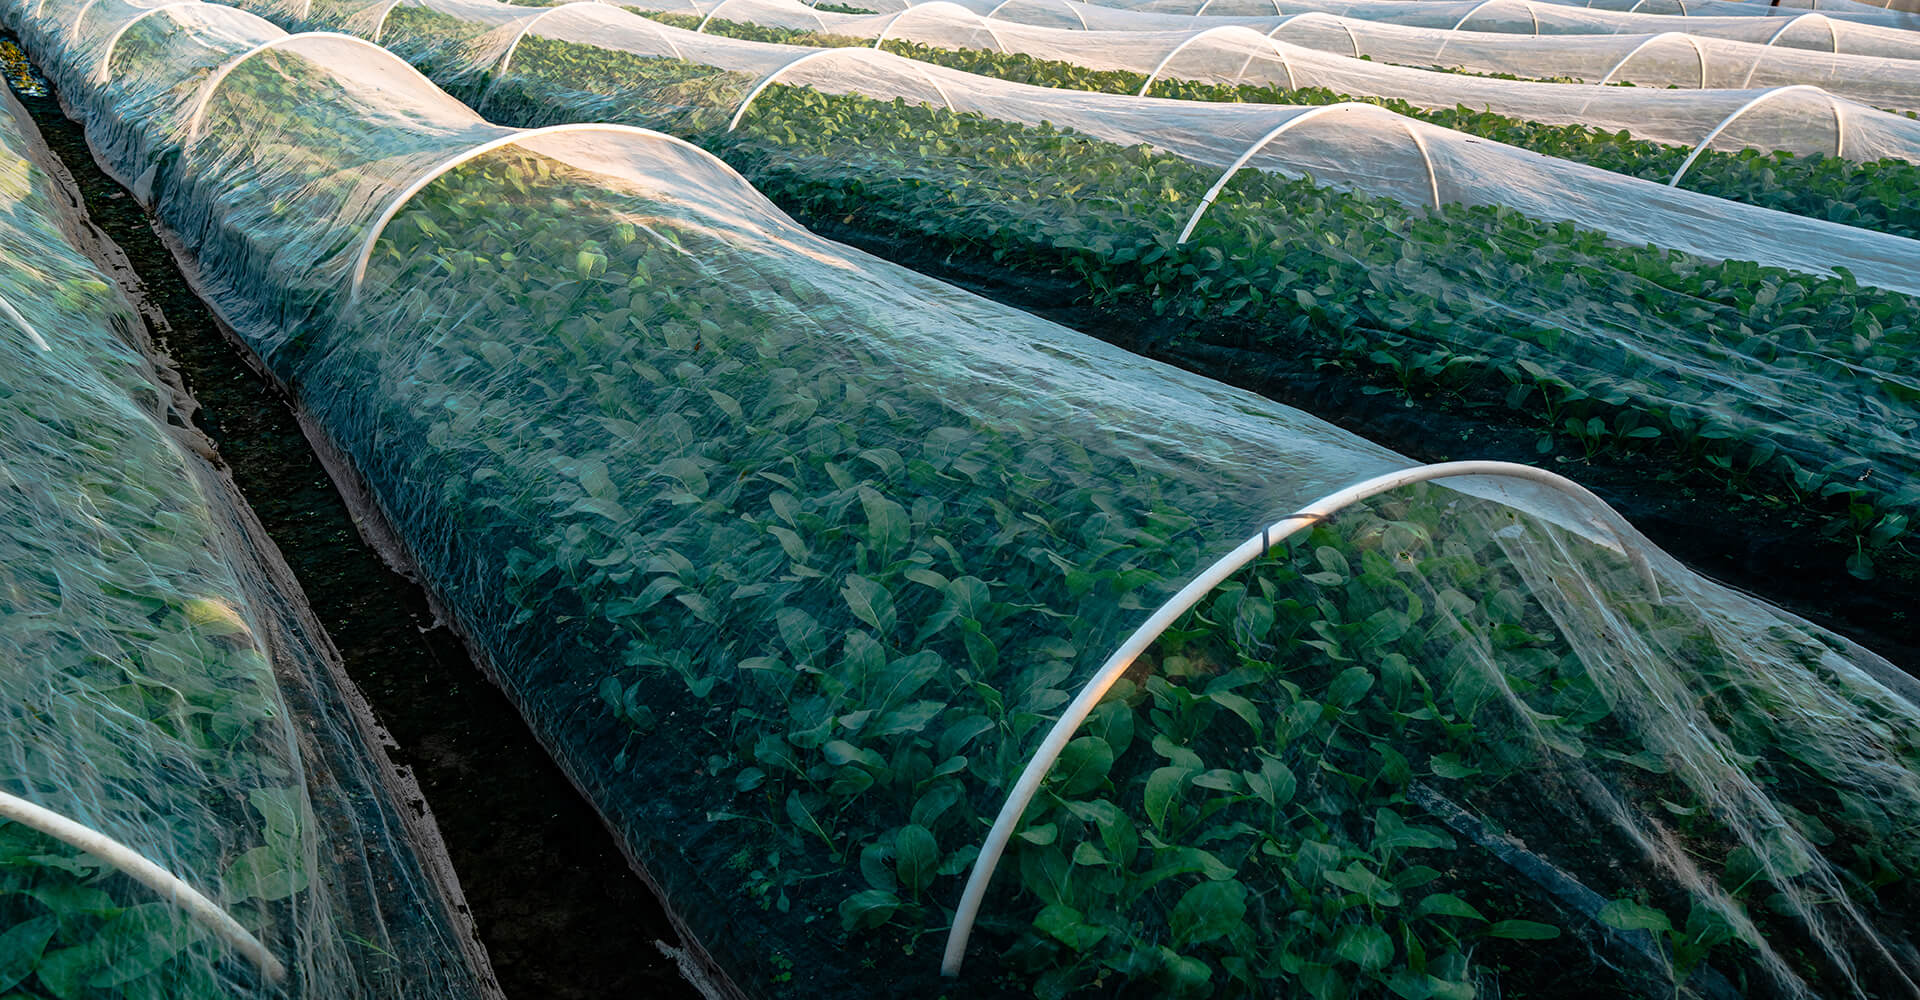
{"left": 1596, "top": 899, "right": 1672, "bottom": 933}
{"left": 895, "top": 824, "right": 939, "bottom": 894}
{"left": 1170, "top": 879, "right": 1246, "bottom": 947}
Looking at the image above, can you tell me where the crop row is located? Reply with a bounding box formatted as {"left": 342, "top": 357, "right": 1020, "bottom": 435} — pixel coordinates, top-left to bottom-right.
{"left": 0, "top": 80, "right": 487, "bottom": 999}
{"left": 647, "top": 11, "right": 1920, "bottom": 241}
{"left": 46, "top": 2, "right": 1920, "bottom": 997}
{"left": 332, "top": 3, "right": 1920, "bottom": 579}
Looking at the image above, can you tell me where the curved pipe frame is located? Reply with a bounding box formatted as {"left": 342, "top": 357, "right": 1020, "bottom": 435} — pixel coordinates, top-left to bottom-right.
{"left": 983, "top": 0, "right": 1087, "bottom": 29}
{"left": 0, "top": 293, "right": 52, "bottom": 351}
{"left": 0, "top": 789, "right": 287, "bottom": 982}
{"left": 1448, "top": 0, "right": 1541, "bottom": 35}
{"left": 1435, "top": 0, "right": 1540, "bottom": 62}
{"left": 181, "top": 31, "right": 443, "bottom": 146}
{"left": 696, "top": 0, "right": 824, "bottom": 33}
{"left": 1739, "top": 13, "right": 1837, "bottom": 87}
{"left": 1669, "top": 83, "right": 1844, "bottom": 185}
{"left": 497, "top": 0, "right": 680, "bottom": 76}
{"left": 1265, "top": 11, "right": 1359, "bottom": 59}
{"left": 1137, "top": 25, "right": 1294, "bottom": 96}
{"left": 91, "top": 0, "right": 200, "bottom": 84}
{"left": 1177, "top": 103, "right": 1441, "bottom": 244}
{"left": 940, "top": 459, "right": 1654, "bottom": 977}
{"left": 1597, "top": 30, "right": 1709, "bottom": 86}
{"left": 727, "top": 47, "right": 957, "bottom": 130}
{"left": 366, "top": 0, "right": 406, "bottom": 42}
{"left": 345, "top": 122, "right": 742, "bottom": 303}
{"left": 871, "top": 4, "right": 1006, "bottom": 52}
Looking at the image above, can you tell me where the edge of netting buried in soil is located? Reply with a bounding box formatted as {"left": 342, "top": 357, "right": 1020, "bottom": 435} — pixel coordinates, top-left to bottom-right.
{"left": 0, "top": 56, "right": 506, "bottom": 998}
{"left": 0, "top": 38, "right": 715, "bottom": 1000}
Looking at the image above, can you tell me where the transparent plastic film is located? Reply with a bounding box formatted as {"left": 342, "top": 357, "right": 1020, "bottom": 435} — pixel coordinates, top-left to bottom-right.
{"left": 0, "top": 76, "right": 495, "bottom": 1000}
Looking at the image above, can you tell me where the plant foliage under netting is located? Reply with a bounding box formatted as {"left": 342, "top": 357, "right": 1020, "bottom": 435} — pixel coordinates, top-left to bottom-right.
{"left": 358, "top": 0, "right": 1920, "bottom": 242}
{"left": 846, "top": 0, "right": 1920, "bottom": 52}
{"left": 0, "top": 80, "right": 496, "bottom": 1000}
{"left": 499, "top": 0, "right": 1920, "bottom": 110}
{"left": 11, "top": 2, "right": 1920, "bottom": 997}
{"left": 1062, "top": 0, "right": 1920, "bottom": 28}
{"left": 204, "top": 0, "right": 1920, "bottom": 575}
{"left": 605, "top": 4, "right": 1920, "bottom": 157}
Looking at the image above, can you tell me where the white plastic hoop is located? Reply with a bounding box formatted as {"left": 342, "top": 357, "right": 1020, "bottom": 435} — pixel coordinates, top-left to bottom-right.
{"left": 1740, "top": 13, "right": 1838, "bottom": 87}
{"left": 0, "top": 790, "right": 287, "bottom": 982}
{"left": 871, "top": 2, "right": 1006, "bottom": 51}
{"left": 727, "top": 47, "right": 957, "bottom": 130}
{"left": 983, "top": 0, "right": 1086, "bottom": 29}
{"left": 497, "top": 1, "right": 676, "bottom": 76}
{"left": 1447, "top": 0, "right": 1541, "bottom": 36}
{"left": 940, "top": 460, "right": 1650, "bottom": 976}
{"left": 1177, "top": 103, "right": 1441, "bottom": 244}
{"left": 1669, "top": 84, "right": 1845, "bottom": 185}
{"left": 0, "top": 293, "right": 52, "bottom": 351}
{"left": 696, "top": 0, "right": 823, "bottom": 32}
{"left": 345, "top": 123, "right": 749, "bottom": 305}
{"left": 181, "top": 32, "right": 448, "bottom": 147}
{"left": 1136, "top": 26, "right": 1293, "bottom": 96}
{"left": 91, "top": 0, "right": 201, "bottom": 85}
{"left": 1597, "top": 31, "right": 1708, "bottom": 87}
{"left": 1264, "top": 11, "right": 1360, "bottom": 58}
{"left": 365, "top": 0, "right": 407, "bottom": 42}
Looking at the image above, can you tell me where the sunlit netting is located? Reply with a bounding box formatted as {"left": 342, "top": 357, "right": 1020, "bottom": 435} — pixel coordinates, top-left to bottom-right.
{"left": 0, "top": 77, "right": 494, "bottom": 1000}
{"left": 232, "top": 0, "right": 1920, "bottom": 172}
{"left": 931, "top": 0, "right": 1920, "bottom": 60}
{"left": 240, "top": 0, "right": 1920, "bottom": 291}
{"left": 586, "top": 0, "right": 1920, "bottom": 111}
{"left": 240, "top": 0, "right": 1920, "bottom": 595}
{"left": 1083, "top": 0, "right": 1920, "bottom": 20}
{"left": 9, "top": 1, "right": 1919, "bottom": 997}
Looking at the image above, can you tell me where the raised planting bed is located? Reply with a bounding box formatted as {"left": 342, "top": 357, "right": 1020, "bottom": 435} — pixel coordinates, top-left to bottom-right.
{"left": 328, "top": 5, "right": 1920, "bottom": 584}
{"left": 28, "top": 7, "right": 1920, "bottom": 998}
{"left": 0, "top": 79, "right": 497, "bottom": 1000}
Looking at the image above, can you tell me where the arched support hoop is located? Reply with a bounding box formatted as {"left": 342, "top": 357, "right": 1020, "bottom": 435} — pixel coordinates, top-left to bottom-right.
{"left": 346, "top": 123, "right": 749, "bottom": 305}
{"left": 728, "top": 48, "right": 956, "bottom": 131}
{"left": 182, "top": 32, "right": 449, "bottom": 147}
{"left": 498, "top": 1, "right": 678, "bottom": 76}
{"left": 1265, "top": 11, "right": 1359, "bottom": 58}
{"left": 1670, "top": 84, "right": 1845, "bottom": 186}
{"left": 1177, "top": 103, "right": 1440, "bottom": 244}
{"left": 92, "top": 1, "right": 205, "bottom": 86}
{"left": 940, "top": 459, "right": 1655, "bottom": 977}
{"left": 871, "top": 2, "right": 1006, "bottom": 51}
{"left": 1137, "top": 25, "right": 1294, "bottom": 96}
{"left": 1739, "top": 13, "right": 1837, "bottom": 87}
{"left": 0, "top": 789, "right": 287, "bottom": 982}
{"left": 1597, "top": 30, "right": 1708, "bottom": 87}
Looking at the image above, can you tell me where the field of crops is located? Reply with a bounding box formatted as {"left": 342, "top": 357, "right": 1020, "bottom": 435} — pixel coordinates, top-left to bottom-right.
{"left": 0, "top": 0, "right": 1916, "bottom": 997}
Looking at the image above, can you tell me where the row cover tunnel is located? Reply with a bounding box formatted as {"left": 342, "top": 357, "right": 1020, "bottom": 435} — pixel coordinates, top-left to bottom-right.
{"left": 185, "top": 0, "right": 1920, "bottom": 556}
{"left": 0, "top": 55, "right": 498, "bottom": 1000}
{"left": 1, "top": 0, "right": 1916, "bottom": 996}
{"left": 581, "top": 0, "right": 1920, "bottom": 111}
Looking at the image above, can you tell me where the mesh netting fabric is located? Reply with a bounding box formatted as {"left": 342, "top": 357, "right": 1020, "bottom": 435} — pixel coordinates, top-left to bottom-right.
{"left": 0, "top": 76, "right": 496, "bottom": 999}
{"left": 10, "top": 1, "right": 1918, "bottom": 997}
